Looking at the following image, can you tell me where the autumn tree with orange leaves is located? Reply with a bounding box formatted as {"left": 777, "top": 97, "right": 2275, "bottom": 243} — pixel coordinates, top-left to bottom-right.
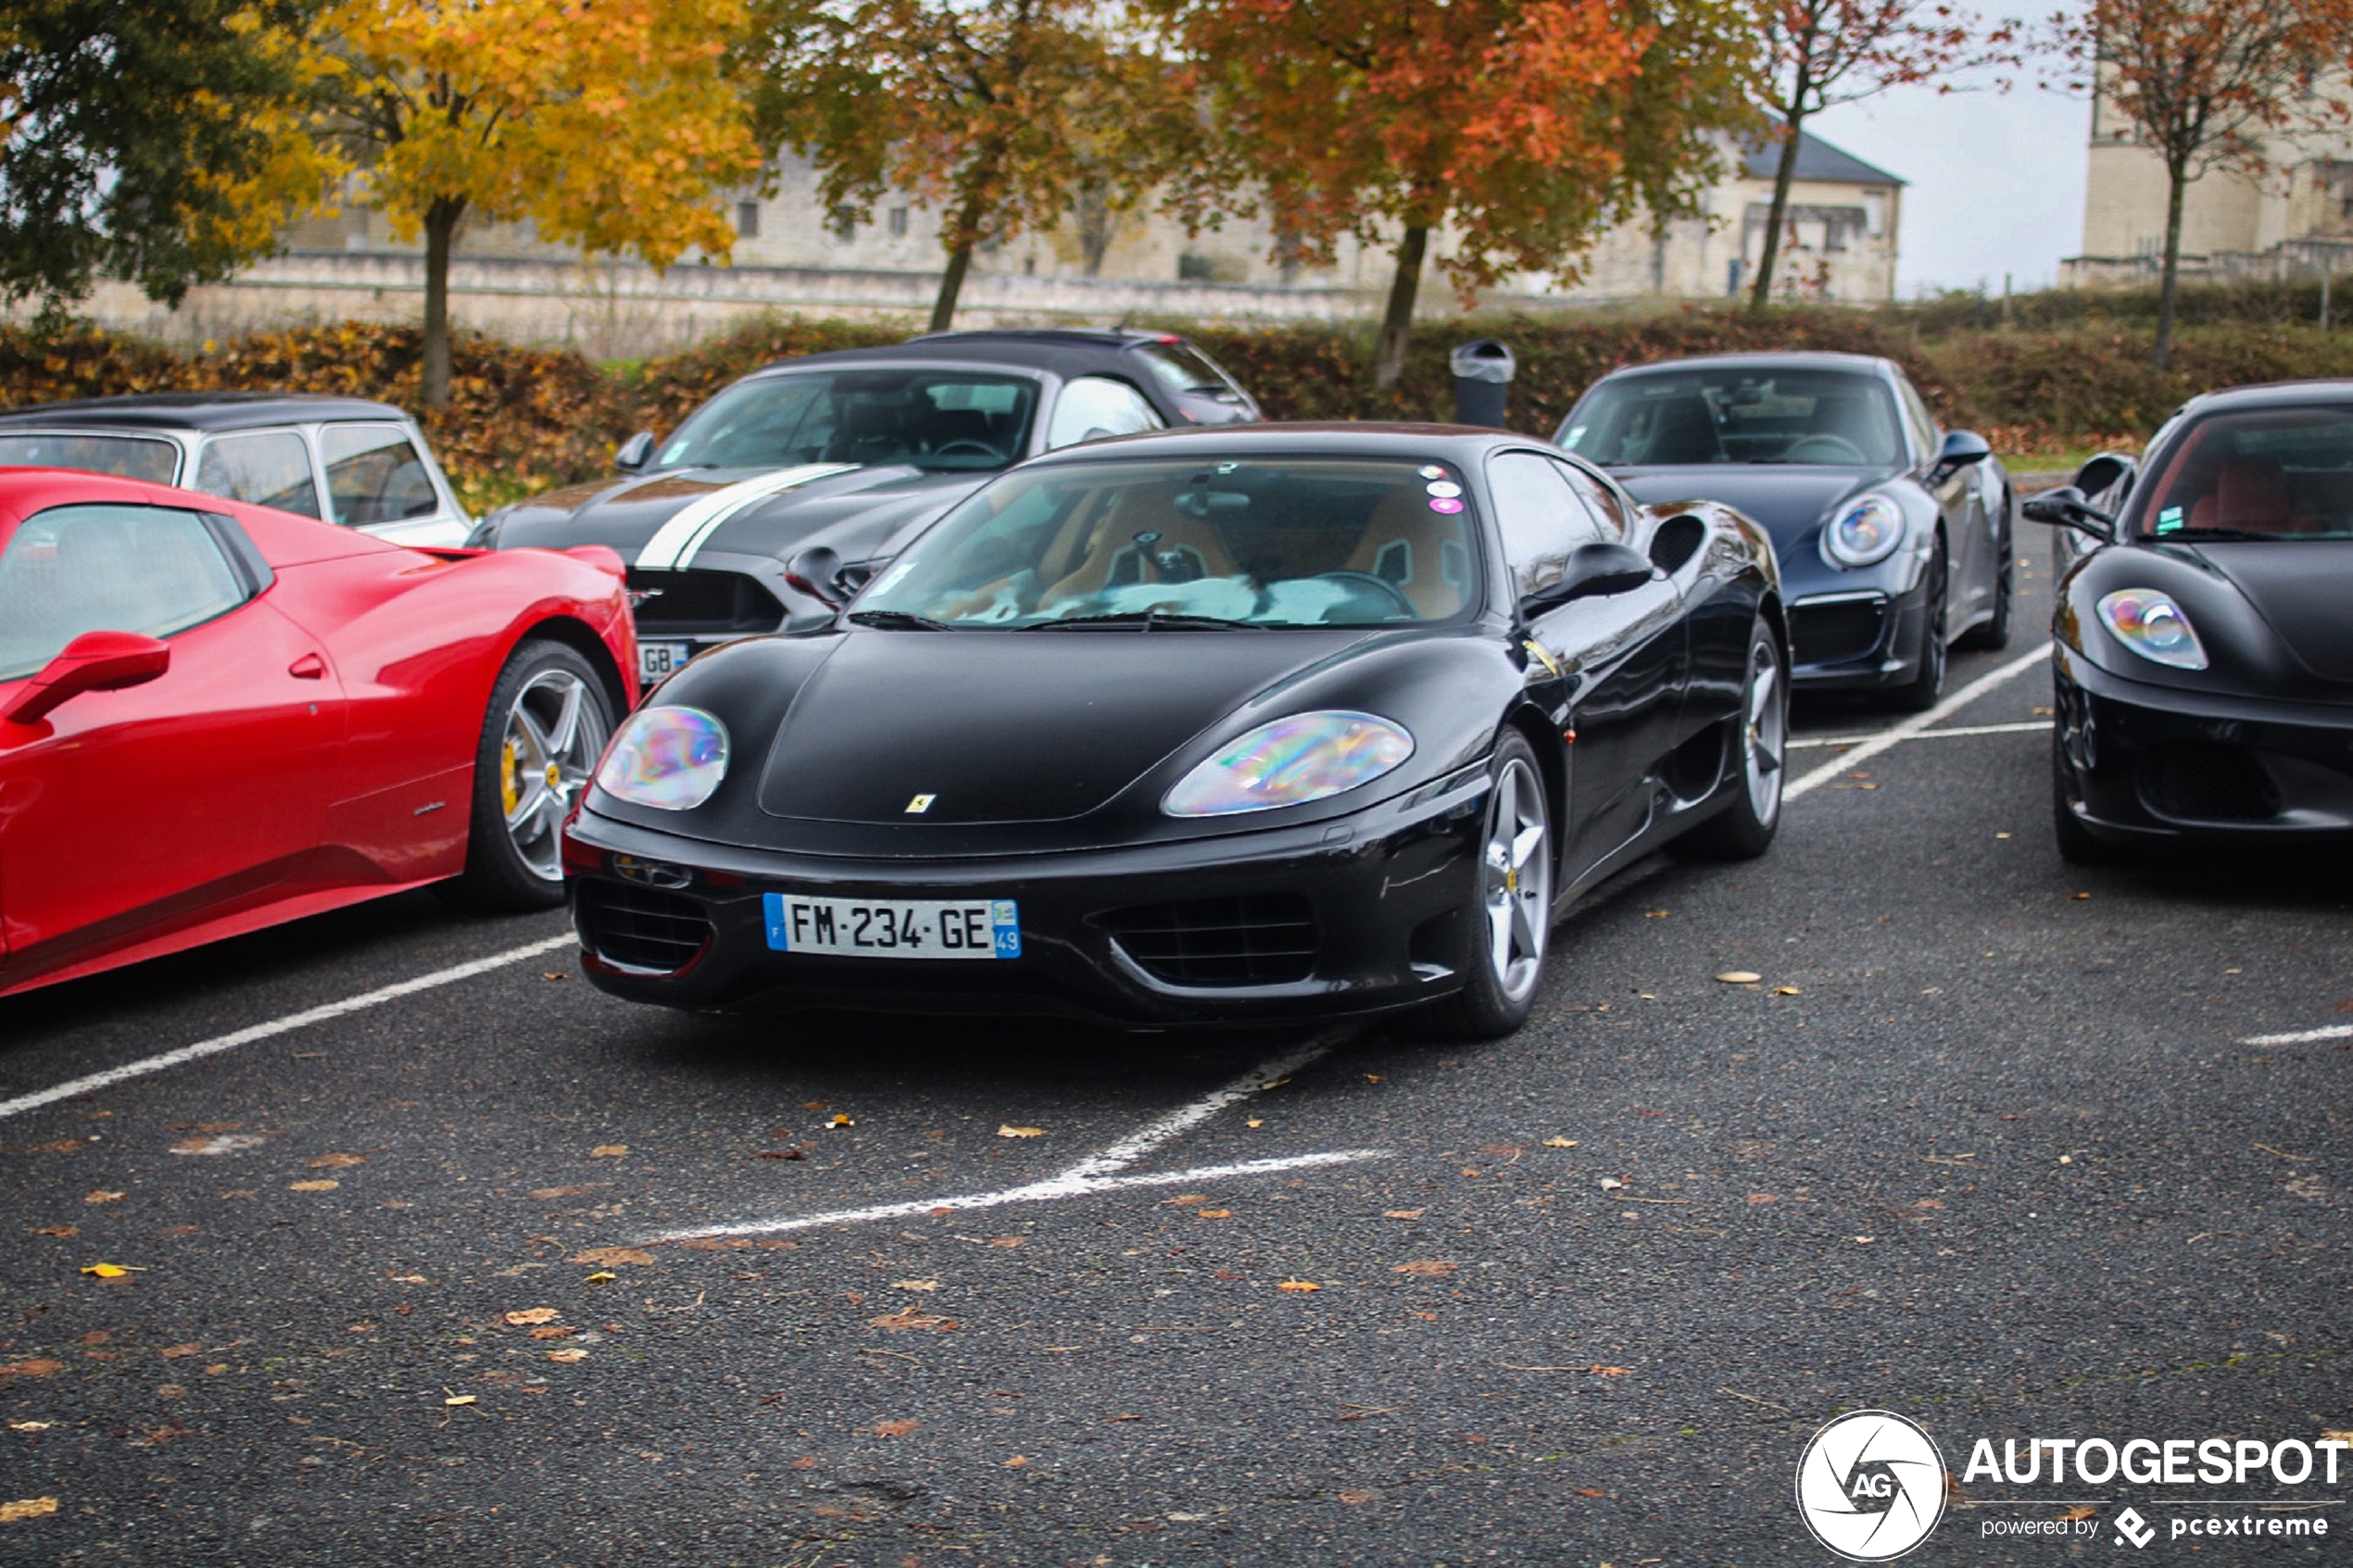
{"left": 744, "top": 0, "right": 1184, "bottom": 332}
{"left": 2050, "top": 0, "right": 2353, "bottom": 367}
{"left": 309, "top": 0, "right": 764, "bottom": 405}
{"left": 1153, "top": 0, "right": 1757, "bottom": 388}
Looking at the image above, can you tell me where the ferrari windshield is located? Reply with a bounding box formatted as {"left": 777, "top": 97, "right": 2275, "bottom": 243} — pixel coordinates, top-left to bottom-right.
{"left": 1560, "top": 369, "right": 1906, "bottom": 468}
{"left": 655, "top": 370, "right": 1037, "bottom": 473}
{"left": 0, "top": 433, "right": 180, "bottom": 483}
{"left": 2132, "top": 406, "right": 2353, "bottom": 539}
{"left": 853, "top": 456, "right": 1480, "bottom": 628}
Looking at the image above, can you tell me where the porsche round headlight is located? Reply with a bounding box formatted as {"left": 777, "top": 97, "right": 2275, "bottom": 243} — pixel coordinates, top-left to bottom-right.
{"left": 1820, "top": 495, "right": 1906, "bottom": 568}
{"left": 1164, "top": 710, "right": 1414, "bottom": 818}
{"left": 2095, "top": 589, "right": 2208, "bottom": 671}
{"left": 595, "top": 706, "right": 731, "bottom": 809}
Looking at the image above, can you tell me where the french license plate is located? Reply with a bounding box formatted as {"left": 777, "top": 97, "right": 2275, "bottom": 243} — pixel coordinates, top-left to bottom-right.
{"left": 638, "top": 641, "right": 693, "bottom": 683}
{"left": 762, "top": 894, "right": 1021, "bottom": 960}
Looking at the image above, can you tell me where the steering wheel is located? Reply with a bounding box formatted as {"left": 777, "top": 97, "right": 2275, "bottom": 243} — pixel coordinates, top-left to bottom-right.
{"left": 929, "top": 439, "right": 1002, "bottom": 461}
{"left": 1315, "top": 570, "right": 1418, "bottom": 618}
{"left": 1783, "top": 433, "right": 1869, "bottom": 464}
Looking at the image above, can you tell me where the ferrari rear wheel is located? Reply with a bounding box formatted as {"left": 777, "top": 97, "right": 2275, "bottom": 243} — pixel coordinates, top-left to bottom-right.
{"left": 1670, "top": 619, "right": 1785, "bottom": 860}
{"left": 453, "top": 640, "right": 615, "bottom": 910}
{"left": 1417, "top": 731, "right": 1551, "bottom": 1041}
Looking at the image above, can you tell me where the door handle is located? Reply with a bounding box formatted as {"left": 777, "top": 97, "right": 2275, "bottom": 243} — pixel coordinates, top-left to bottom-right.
{"left": 288, "top": 652, "right": 327, "bottom": 680}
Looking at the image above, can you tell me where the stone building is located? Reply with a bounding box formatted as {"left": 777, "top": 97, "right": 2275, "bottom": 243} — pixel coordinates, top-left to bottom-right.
{"left": 69, "top": 127, "right": 1905, "bottom": 355}
{"left": 2063, "top": 76, "right": 2353, "bottom": 286}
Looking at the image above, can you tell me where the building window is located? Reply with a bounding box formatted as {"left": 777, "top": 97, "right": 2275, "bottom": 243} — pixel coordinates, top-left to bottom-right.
{"left": 829, "top": 206, "right": 858, "bottom": 242}
{"left": 736, "top": 201, "right": 761, "bottom": 239}
{"left": 888, "top": 207, "right": 909, "bottom": 238}
{"left": 1176, "top": 253, "right": 1215, "bottom": 281}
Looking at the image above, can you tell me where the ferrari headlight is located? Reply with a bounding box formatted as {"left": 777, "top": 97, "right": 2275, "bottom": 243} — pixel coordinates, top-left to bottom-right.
{"left": 1164, "top": 710, "right": 1414, "bottom": 818}
{"left": 1820, "top": 495, "right": 1906, "bottom": 568}
{"left": 2095, "top": 589, "right": 2208, "bottom": 671}
{"left": 595, "top": 706, "right": 731, "bottom": 809}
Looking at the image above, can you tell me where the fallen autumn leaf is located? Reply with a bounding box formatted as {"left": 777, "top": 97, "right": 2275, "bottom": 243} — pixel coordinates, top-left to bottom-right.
{"left": 504, "top": 1308, "right": 560, "bottom": 1325}
{"left": 1277, "top": 1279, "right": 1321, "bottom": 1292}
{"left": 589, "top": 1145, "right": 628, "bottom": 1158}
{"left": 997, "top": 1124, "right": 1044, "bottom": 1138}
{"left": 1714, "top": 971, "right": 1762, "bottom": 985}
{"left": 570, "top": 1248, "right": 653, "bottom": 1267}
{"left": 547, "top": 1348, "right": 588, "bottom": 1363}
{"left": 870, "top": 1419, "right": 919, "bottom": 1436}
{"left": 288, "top": 1180, "right": 339, "bottom": 1192}
{"left": 82, "top": 1191, "right": 123, "bottom": 1204}
{"left": 0, "top": 1497, "right": 59, "bottom": 1523}
{"left": 1392, "top": 1261, "right": 1458, "bottom": 1277}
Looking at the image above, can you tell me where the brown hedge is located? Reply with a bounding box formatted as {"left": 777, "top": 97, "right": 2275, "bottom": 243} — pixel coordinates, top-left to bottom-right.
{"left": 6, "top": 306, "right": 2351, "bottom": 508}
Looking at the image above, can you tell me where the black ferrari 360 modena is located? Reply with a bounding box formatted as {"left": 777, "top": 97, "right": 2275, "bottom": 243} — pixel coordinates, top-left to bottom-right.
{"left": 562, "top": 424, "right": 1786, "bottom": 1037}
{"left": 2026, "top": 380, "right": 2353, "bottom": 859}
{"left": 472, "top": 329, "right": 1259, "bottom": 685}
{"left": 1556, "top": 351, "right": 2012, "bottom": 709}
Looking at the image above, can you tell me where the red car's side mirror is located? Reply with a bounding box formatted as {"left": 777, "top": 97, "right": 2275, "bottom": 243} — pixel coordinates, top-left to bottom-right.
{"left": 3, "top": 631, "right": 171, "bottom": 726}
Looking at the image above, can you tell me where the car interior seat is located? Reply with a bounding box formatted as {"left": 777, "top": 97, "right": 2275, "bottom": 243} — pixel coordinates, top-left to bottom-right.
{"left": 1340, "top": 491, "right": 1472, "bottom": 618}
{"left": 2190, "top": 455, "right": 2296, "bottom": 533}
{"left": 1038, "top": 483, "right": 1242, "bottom": 603}
{"left": 1637, "top": 396, "right": 1725, "bottom": 465}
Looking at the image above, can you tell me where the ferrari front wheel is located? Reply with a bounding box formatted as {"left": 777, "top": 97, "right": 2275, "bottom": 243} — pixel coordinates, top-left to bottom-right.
{"left": 454, "top": 639, "right": 616, "bottom": 910}
{"left": 1417, "top": 730, "right": 1552, "bottom": 1041}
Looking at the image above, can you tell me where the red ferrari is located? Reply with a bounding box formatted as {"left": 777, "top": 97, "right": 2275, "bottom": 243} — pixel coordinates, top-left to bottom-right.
{"left": 0, "top": 467, "right": 636, "bottom": 998}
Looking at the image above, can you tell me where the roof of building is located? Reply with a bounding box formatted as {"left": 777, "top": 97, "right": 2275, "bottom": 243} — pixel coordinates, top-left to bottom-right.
{"left": 1740, "top": 127, "right": 1906, "bottom": 188}
{"left": 0, "top": 392, "right": 410, "bottom": 432}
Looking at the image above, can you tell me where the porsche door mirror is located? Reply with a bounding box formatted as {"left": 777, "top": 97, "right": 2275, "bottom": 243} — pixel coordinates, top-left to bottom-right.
{"left": 1931, "top": 429, "right": 1992, "bottom": 480}
{"left": 4, "top": 630, "right": 170, "bottom": 726}
{"left": 2020, "top": 485, "right": 2115, "bottom": 541}
{"left": 614, "top": 430, "right": 656, "bottom": 473}
{"left": 1522, "top": 542, "right": 1656, "bottom": 616}
{"left": 786, "top": 546, "right": 849, "bottom": 608}
{"left": 2072, "top": 452, "right": 2132, "bottom": 500}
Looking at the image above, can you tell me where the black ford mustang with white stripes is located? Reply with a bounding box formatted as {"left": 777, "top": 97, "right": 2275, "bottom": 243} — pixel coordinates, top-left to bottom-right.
{"left": 470, "top": 330, "right": 1259, "bottom": 684}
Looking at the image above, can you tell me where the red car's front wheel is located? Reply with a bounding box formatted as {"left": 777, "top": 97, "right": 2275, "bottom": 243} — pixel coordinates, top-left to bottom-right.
{"left": 456, "top": 640, "right": 615, "bottom": 909}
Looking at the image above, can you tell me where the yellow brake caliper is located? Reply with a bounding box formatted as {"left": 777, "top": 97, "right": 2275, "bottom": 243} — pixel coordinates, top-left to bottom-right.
{"left": 500, "top": 738, "right": 520, "bottom": 817}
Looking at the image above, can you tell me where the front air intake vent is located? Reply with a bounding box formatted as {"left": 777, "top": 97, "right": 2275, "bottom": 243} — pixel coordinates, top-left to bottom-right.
{"left": 1101, "top": 895, "right": 1317, "bottom": 987}
{"left": 627, "top": 568, "right": 786, "bottom": 632}
{"left": 573, "top": 878, "right": 713, "bottom": 974}
{"left": 2137, "top": 742, "right": 2280, "bottom": 822}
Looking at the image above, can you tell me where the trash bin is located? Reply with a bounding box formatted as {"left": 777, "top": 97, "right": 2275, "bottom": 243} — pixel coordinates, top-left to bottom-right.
{"left": 1450, "top": 340, "right": 1516, "bottom": 428}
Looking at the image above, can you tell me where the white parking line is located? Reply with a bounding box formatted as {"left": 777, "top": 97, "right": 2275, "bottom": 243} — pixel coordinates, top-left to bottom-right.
{"left": 1783, "top": 644, "right": 2053, "bottom": 803}
{"left": 2241, "top": 1023, "right": 2353, "bottom": 1046}
{"left": 0, "top": 935, "right": 576, "bottom": 1123}
{"left": 1789, "top": 719, "right": 2053, "bottom": 750}
{"left": 648, "top": 1033, "right": 1365, "bottom": 1243}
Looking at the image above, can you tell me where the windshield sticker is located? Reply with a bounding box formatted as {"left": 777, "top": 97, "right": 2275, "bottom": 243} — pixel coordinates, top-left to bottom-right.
{"left": 1425, "top": 481, "right": 1463, "bottom": 498}
{"left": 2157, "top": 505, "right": 2184, "bottom": 533}
{"left": 1428, "top": 496, "right": 1465, "bottom": 515}
{"left": 1417, "top": 464, "right": 1447, "bottom": 479}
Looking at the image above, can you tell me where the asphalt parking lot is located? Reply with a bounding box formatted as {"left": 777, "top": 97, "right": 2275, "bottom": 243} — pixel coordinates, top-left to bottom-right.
{"left": 4, "top": 552, "right": 2350, "bottom": 1567}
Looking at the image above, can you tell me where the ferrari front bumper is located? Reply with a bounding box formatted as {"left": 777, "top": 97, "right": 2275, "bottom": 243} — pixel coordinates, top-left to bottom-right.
{"left": 560, "top": 765, "right": 1496, "bottom": 1026}
{"left": 2054, "top": 645, "right": 2353, "bottom": 847}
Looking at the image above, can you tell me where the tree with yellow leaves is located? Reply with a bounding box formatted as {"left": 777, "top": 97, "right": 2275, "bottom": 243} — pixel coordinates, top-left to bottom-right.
{"left": 310, "top": 0, "right": 765, "bottom": 405}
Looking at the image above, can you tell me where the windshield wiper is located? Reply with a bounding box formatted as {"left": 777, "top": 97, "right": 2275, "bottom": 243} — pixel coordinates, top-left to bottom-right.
{"left": 847, "top": 608, "right": 955, "bottom": 631}
{"left": 1024, "top": 609, "right": 1265, "bottom": 632}
{"left": 2148, "top": 526, "right": 2277, "bottom": 542}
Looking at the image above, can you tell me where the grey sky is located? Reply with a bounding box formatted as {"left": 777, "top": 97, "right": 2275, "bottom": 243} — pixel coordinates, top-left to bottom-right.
{"left": 1810, "top": 78, "right": 2092, "bottom": 296}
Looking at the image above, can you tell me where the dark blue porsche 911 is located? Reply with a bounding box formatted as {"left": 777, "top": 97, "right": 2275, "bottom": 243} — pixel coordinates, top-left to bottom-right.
{"left": 1555, "top": 351, "right": 2013, "bottom": 709}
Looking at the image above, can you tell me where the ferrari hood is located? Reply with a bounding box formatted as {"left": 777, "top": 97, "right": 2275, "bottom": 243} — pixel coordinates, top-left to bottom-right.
{"left": 1610, "top": 466, "right": 1892, "bottom": 545}
{"left": 489, "top": 463, "right": 982, "bottom": 569}
{"left": 2194, "top": 541, "right": 2353, "bottom": 681}
{"left": 757, "top": 630, "right": 1368, "bottom": 825}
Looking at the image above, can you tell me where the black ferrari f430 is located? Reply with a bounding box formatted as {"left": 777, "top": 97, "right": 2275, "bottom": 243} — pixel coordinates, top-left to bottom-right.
{"left": 563, "top": 425, "right": 1786, "bottom": 1036}
{"left": 2027, "top": 381, "right": 2353, "bottom": 859}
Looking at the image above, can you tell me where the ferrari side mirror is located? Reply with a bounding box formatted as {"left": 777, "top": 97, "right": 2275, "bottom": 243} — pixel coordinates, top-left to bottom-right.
{"left": 2020, "top": 485, "right": 2115, "bottom": 542}
{"left": 4, "top": 630, "right": 170, "bottom": 726}
{"left": 614, "top": 430, "right": 657, "bottom": 473}
{"left": 1522, "top": 541, "right": 1656, "bottom": 616}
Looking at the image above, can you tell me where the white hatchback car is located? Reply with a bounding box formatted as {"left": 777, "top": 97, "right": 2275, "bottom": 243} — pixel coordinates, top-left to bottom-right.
{"left": 0, "top": 392, "right": 472, "bottom": 547}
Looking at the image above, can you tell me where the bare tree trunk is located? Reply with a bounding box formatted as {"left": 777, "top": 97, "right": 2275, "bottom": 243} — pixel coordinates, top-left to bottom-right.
{"left": 1750, "top": 112, "right": 1806, "bottom": 311}
{"left": 2155, "top": 160, "right": 2187, "bottom": 370}
{"left": 1373, "top": 224, "right": 1429, "bottom": 392}
{"left": 930, "top": 244, "right": 974, "bottom": 332}
{"left": 421, "top": 196, "right": 464, "bottom": 409}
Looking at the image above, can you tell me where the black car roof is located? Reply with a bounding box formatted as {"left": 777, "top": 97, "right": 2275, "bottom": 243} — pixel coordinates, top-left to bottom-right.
{"left": 1016, "top": 421, "right": 1531, "bottom": 468}
{"left": 750, "top": 331, "right": 1195, "bottom": 382}
{"left": 1592, "top": 351, "right": 1897, "bottom": 381}
{"left": 2176, "top": 379, "right": 2353, "bottom": 414}
{"left": 0, "top": 392, "right": 410, "bottom": 432}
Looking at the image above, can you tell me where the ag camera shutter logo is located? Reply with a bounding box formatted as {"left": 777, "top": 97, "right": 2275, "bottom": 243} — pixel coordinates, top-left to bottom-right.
{"left": 1795, "top": 1410, "right": 1947, "bottom": 1560}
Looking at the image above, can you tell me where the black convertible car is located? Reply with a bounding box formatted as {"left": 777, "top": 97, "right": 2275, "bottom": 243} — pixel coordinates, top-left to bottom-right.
{"left": 472, "top": 329, "right": 1260, "bottom": 684}
{"left": 2026, "top": 381, "right": 2353, "bottom": 859}
{"left": 1556, "top": 352, "right": 2013, "bottom": 709}
{"left": 562, "top": 424, "right": 1786, "bottom": 1037}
